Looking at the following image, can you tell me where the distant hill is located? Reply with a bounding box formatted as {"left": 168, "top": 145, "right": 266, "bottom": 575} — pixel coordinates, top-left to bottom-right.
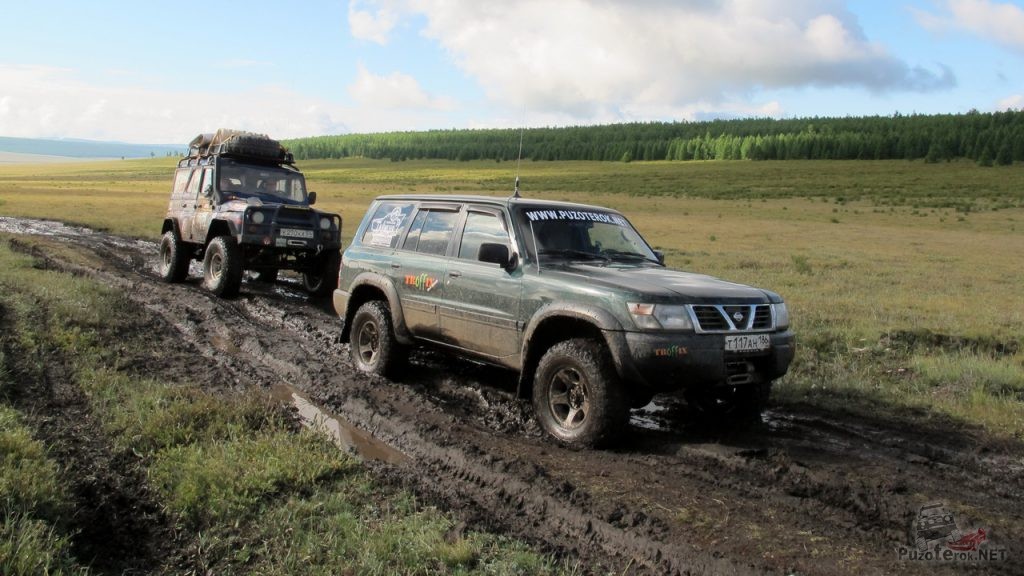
{"left": 0, "top": 136, "right": 183, "bottom": 159}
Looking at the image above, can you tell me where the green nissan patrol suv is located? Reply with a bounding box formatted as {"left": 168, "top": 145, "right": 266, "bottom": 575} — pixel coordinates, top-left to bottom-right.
{"left": 334, "top": 195, "right": 794, "bottom": 447}
{"left": 159, "top": 129, "right": 342, "bottom": 298}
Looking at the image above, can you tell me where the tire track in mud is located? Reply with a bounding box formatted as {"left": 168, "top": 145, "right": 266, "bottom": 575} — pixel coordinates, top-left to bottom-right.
{"left": 3, "top": 217, "right": 1020, "bottom": 576}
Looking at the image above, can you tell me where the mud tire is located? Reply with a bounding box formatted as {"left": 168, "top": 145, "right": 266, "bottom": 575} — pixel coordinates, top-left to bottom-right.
{"left": 349, "top": 300, "right": 405, "bottom": 377}
{"left": 252, "top": 269, "right": 278, "bottom": 283}
{"left": 303, "top": 251, "right": 341, "bottom": 297}
{"left": 202, "top": 236, "right": 243, "bottom": 298}
{"left": 685, "top": 381, "right": 771, "bottom": 422}
{"left": 158, "top": 230, "right": 190, "bottom": 283}
{"left": 533, "top": 338, "right": 627, "bottom": 448}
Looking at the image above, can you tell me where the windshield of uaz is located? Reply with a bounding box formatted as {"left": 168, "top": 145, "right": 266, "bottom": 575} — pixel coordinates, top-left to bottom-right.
{"left": 516, "top": 206, "right": 660, "bottom": 264}
{"left": 216, "top": 161, "right": 307, "bottom": 204}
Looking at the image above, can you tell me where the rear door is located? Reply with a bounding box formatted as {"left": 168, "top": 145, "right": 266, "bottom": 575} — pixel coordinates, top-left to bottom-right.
{"left": 440, "top": 207, "right": 522, "bottom": 360}
{"left": 394, "top": 203, "right": 461, "bottom": 342}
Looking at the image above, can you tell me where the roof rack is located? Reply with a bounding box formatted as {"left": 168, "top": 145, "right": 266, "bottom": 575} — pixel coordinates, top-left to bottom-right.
{"left": 186, "top": 128, "right": 294, "bottom": 164}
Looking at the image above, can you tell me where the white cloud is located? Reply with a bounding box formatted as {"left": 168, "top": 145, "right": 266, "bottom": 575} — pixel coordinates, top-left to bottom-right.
{"left": 997, "top": 94, "right": 1024, "bottom": 109}
{"left": 348, "top": 0, "right": 398, "bottom": 44}
{"left": 367, "top": 0, "right": 955, "bottom": 122}
{"left": 914, "top": 0, "right": 1024, "bottom": 51}
{"left": 348, "top": 63, "right": 454, "bottom": 110}
{"left": 0, "top": 65, "right": 353, "bottom": 143}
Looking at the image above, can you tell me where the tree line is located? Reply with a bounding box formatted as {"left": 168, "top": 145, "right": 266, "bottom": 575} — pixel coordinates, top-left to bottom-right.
{"left": 283, "top": 110, "right": 1024, "bottom": 165}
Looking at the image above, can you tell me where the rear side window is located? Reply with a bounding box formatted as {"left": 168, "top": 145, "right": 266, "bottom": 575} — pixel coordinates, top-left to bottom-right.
{"left": 172, "top": 169, "right": 191, "bottom": 198}
{"left": 360, "top": 202, "right": 414, "bottom": 248}
{"left": 403, "top": 209, "right": 459, "bottom": 256}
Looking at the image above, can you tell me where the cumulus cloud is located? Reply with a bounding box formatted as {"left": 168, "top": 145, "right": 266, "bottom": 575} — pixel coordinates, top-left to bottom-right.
{"left": 0, "top": 65, "right": 353, "bottom": 144}
{"left": 997, "top": 94, "right": 1024, "bottom": 109}
{"left": 348, "top": 63, "right": 454, "bottom": 110}
{"left": 378, "top": 0, "right": 953, "bottom": 120}
{"left": 914, "top": 0, "right": 1024, "bottom": 51}
{"left": 348, "top": 0, "right": 398, "bottom": 44}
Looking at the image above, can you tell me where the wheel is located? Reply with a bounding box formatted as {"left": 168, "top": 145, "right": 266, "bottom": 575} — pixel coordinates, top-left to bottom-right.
{"left": 349, "top": 300, "right": 405, "bottom": 377}
{"left": 303, "top": 251, "right": 341, "bottom": 297}
{"left": 159, "top": 230, "right": 190, "bottom": 283}
{"left": 202, "top": 236, "right": 243, "bottom": 298}
{"left": 685, "top": 382, "right": 771, "bottom": 422}
{"left": 252, "top": 268, "right": 278, "bottom": 283}
{"left": 532, "top": 338, "right": 627, "bottom": 448}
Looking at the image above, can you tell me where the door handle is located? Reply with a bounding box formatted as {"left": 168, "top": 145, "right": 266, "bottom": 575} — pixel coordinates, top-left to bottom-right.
{"left": 448, "top": 270, "right": 461, "bottom": 278}
{"left": 390, "top": 262, "right": 401, "bottom": 269}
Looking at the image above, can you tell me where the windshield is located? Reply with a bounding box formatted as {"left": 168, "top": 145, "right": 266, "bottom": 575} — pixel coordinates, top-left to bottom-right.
{"left": 216, "top": 162, "right": 307, "bottom": 204}
{"left": 516, "top": 206, "right": 659, "bottom": 264}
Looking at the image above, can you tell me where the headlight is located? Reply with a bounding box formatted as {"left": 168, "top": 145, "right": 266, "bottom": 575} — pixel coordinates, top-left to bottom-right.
{"left": 251, "top": 211, "right": 265, "bottom": 224}
{"left": 772, "top": 302, "right": 790, "bottom": 330}
{"left": 627, "top": 303, "right": 693, "bottom": 330}
{"left": 320, "top": 217, "right": 332, "bottom": 230}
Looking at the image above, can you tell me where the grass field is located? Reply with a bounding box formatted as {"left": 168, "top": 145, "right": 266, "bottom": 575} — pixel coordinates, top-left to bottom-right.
{"left": 1, "top": 157, "right": 1022, "bottom": 439}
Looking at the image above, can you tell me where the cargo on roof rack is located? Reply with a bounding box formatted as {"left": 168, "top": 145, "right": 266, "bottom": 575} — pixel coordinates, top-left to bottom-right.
{"left": 187, "top": 128, "right": 294, "bottom": 164}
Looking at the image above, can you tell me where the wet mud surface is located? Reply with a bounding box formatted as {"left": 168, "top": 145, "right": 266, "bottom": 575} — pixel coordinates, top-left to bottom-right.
{"left": 2, "top": 216, "right": 1021, "bottom": 575}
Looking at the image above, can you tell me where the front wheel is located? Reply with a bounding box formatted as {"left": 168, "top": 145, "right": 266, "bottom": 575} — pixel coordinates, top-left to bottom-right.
{"left": 158, "top": 230, "right": 190, "bottom": 283}
{"left": 303, "top": 251, "right": 341, "bottom": 297}
{"left": 532, "top": 338, "right": 627, "bottom": 448}
{"left": 202, "top": 236, "right": 243, "bottom": 298}
{"left": 349, "top": 300, "right": 405, "bottom": 377}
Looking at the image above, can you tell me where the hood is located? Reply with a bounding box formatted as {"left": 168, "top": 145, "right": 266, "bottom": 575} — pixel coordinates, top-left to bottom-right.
{"left": 546, "top": 262, "right": 771, "bottom": 303}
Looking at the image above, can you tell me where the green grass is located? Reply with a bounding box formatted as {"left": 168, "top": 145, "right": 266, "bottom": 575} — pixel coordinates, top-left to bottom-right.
{"left": 0, "top": 236, "right": 566, "bottom": 574}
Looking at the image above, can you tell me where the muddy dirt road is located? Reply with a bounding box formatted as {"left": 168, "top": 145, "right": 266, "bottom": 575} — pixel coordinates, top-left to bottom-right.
{"left": 2, "top": 216, "right": 1020, "bottom": 575}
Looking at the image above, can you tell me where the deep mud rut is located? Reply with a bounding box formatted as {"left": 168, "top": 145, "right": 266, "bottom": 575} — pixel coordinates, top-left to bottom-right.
{"left": 2, "top": 216, "right": 1020, "bottom": 575}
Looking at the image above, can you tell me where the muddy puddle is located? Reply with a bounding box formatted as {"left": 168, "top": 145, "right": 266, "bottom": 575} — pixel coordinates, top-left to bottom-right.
{"left": 270, "top": 383, "right": 409, "bottom": 465}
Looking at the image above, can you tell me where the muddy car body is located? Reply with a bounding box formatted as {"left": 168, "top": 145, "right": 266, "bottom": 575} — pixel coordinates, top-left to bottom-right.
{"left": 159, "top": 129, "right": 342, "bottom": 297}
{"left": 334, "top": 195, "right": 794, "bottom": 446}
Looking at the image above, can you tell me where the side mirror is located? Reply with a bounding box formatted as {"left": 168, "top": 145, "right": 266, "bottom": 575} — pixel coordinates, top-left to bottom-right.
{"left": 654, "top": 250, "right": 665, "bottom": 265}
{"left": 478, "top": 243, "right": 516, "bottom": 271}
{"left": 308, "top": 191, "right": 317, "bottom": 205}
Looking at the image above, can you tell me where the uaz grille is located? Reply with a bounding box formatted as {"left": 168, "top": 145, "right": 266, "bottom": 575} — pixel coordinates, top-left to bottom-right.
{"left": 690, "top": 304, "right": 773, "bottom": 333}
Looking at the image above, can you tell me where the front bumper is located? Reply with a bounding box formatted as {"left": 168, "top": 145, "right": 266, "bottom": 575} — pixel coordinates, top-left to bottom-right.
{"left": 605, "top": 329, "right": 795, "bottom": 394}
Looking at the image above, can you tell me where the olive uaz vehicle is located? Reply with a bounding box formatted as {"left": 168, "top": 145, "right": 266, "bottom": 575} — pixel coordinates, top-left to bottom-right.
{"left": 159, "top": 129, "right": 341, "bottom": 298}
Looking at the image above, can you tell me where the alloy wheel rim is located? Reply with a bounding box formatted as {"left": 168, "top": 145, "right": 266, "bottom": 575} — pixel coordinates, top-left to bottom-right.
{"left": 548, "top": 366, "right": 589, "bottom": 429}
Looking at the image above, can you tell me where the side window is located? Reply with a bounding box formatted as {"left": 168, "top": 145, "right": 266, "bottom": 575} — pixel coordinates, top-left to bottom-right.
{"left": 360, "top": 202, "right": 414, "bottom": 248}
{"left": 186, "top": 168, "right": 203, "bottom": 199}
{"left": 458, "top": 212, "right": 510, "bottom": 261}
{"left": 403, "top": 209, "right": 459, "bottom": 256}
{"left": 201, "top": 168, "right": 214, "bottom": 197}
{"left": 172, "top": 169, "right": 191, "bottom": 198}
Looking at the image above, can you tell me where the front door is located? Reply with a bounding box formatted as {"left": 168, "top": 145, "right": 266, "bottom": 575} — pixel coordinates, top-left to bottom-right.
{"left": 440, "top": 208, "right": 522, "bottom": 361}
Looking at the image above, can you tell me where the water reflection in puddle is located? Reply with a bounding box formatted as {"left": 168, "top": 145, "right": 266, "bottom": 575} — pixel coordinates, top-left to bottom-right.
{"left": 270, "top": 383, "right": 409, "bottom": 465}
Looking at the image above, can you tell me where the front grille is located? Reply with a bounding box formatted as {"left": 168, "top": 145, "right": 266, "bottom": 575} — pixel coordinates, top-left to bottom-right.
{"left": 690, "top": 304, "right": 773, "bottom": 333}
{"left": 275, "top": 207, "right": 315, "bottom": 227}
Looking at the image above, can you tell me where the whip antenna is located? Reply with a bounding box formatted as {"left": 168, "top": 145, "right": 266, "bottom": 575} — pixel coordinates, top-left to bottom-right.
{"left": 512, "top": 125, "right": 524, "bottom": 198}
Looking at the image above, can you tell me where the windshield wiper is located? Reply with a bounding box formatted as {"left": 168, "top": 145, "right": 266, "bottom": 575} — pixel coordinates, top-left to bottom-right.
{"left": 601, "top": 249, "right": 658, "bottom": 263}
{"left": 538, "top": 249, "right": 610, "bottom": 262}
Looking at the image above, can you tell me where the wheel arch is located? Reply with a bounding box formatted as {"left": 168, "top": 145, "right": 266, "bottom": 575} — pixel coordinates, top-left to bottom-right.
{"left": 517, "top": 305, "right": 623, "bottom": 399}
{"left": 340, "top": 273, "right": 412, "bottom": 345}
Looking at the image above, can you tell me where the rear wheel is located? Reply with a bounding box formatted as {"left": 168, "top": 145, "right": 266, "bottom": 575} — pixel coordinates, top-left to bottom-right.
{"left": 202, "top": 236, "right": 243, "bottom": 298}
{"left": 532, "top": 338, "right": 627, "bottom": 448}
{"left": 303, "top": 251, "right": 341, "bottom": 297}
{"left": 158, "top": 230, "right": 190, "bottom": 283}
{"left": 349, "top": 300, "right": 405, "bottom": 377}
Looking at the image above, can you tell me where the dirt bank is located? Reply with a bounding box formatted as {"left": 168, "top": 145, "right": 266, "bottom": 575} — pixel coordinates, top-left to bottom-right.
{"left": 1, "top": 216, "right": 1019, "bottom": 575}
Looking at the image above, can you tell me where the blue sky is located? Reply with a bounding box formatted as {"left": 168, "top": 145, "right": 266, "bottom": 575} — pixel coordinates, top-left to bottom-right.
{"left": 1, "top": 0, "right": 1022, "bottom": 144}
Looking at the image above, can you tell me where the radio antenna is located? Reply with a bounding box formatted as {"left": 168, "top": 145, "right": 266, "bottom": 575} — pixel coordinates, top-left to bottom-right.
{"left": 512, "top": 125, "right": 524, "bottom": 198}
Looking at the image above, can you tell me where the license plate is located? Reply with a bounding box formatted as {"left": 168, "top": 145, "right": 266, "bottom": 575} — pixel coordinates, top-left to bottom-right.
{"left": 725, "top": 333, "right": 770, "bottom": 353}
{"left": 280, "top": 228, "right": 314, "bottom": 239}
